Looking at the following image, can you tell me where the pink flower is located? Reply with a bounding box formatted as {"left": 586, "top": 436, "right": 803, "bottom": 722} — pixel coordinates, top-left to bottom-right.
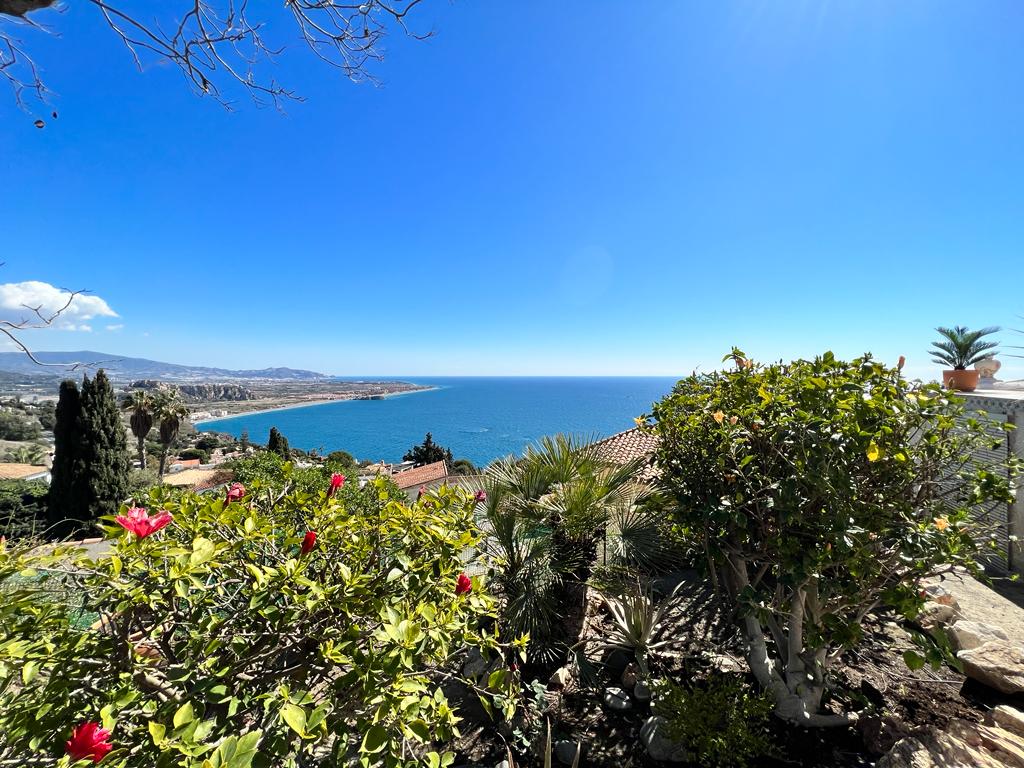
{"left": 474, "top": 490, "right": 487, "bottom": 504}
{"left": 226, "top": 483, "right": 246, "bottom": 503}
{"left": 114, "top": 507, "right": 173, "bottom": 539}
{"left": 300, "top": 530, "right": 317, "bottom": 555}
{"left": 66, "top": 722, "right": 113, "bottom": 764}
{"left": 328, "top": 473, "right": 345, "bottom": 497}
{"left": 455, "top": 572, "right": 472, "bottom": 596}
{"left": 417, "top": 486, "right": 427, "bottom": 499}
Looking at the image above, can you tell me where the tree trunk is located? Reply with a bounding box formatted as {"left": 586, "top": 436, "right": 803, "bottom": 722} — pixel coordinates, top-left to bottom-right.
{"left": 158, "top": 448, "right": 168, "bottom": 480}
{"left": 137, "top": 436, "right": 147, "bottom": 471}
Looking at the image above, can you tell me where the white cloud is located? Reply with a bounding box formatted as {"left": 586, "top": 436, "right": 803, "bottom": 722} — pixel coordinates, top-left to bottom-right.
{"left": 106, "top": 324, "right": 124, "bottom": 331}
{"left": 0, "top": 281, "right": 118, "bottom": 332}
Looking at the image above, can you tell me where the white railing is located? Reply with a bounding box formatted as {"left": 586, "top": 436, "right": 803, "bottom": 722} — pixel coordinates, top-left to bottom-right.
{"left": 959, "top": 390, "right": 1024, "bottom": 574}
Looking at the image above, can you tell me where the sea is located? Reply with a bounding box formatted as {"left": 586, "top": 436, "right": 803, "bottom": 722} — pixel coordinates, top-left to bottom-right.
{"left": 196, "top": 377, "right": 678, "bottom": 467}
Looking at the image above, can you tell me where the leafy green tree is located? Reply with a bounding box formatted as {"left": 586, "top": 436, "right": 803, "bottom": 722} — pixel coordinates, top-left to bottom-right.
{"left": 325, "top": 450, "right": 358, "bottom": 479}
{"left": 0, "top": 480, "right": 49, "bottom": 540}
{"left": 266, "top": 426, "right": 290, "bottom": 459}
{"left": 649, "top": 350, "right": 1017, "bottom": 725}
{"left": 0, "top": 410, "right": 41, "bottom": 441}
{"left": 450, "top": 458, "right": 477, "bottom": 476}
{"left": 47, "top": 380, "right": 88, "bottom": 532}
{"left": 403, "top": 432, "right": 453, "bottom": 468}
{"left": 36, "top": 402, "right": 57, "bottom": 432}
{"left": 240, "top": 430, "right": 250, "bottom": 450}
{"left": 153, "top": 392, "right": 189, "bottom": 480}
{"left": 78, "top": 370, "right": 131, "bottom": 524}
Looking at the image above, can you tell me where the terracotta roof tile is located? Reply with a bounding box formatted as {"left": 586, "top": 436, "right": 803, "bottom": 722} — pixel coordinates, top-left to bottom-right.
{"left": 0, "top": 463, "right": 49, "bottom": 480}
{"left": 592, "top": 428, "right": 659, "bottom": 479}
{"left": 392, "top": 460, "right": 449, "bottom": 490}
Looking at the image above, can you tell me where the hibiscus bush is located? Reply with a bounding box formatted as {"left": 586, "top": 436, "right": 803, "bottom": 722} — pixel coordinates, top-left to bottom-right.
{"left": 649, "top": 350, "right": 1016, "bottom": 725}
{"left": 0, "top": 474, "right": 521, "bottom": 767}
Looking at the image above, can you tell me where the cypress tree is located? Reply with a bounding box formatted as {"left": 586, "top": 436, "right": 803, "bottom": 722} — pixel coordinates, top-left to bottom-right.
{"left": 48, "top": 379, "right": 88, "bottom": 533}
{"left": 267, "top": 426, "right": 289, "bottom": 459}
{"left": 79, "top": 370, "right": 131, "bottom": 523}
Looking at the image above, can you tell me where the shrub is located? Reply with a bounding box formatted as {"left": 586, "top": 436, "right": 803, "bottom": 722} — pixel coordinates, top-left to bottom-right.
{"left": 0, "top": 479, "right": 49, "bottom": 540}
{"left": 654, "top": 675, "right": 775, "bottom": 767}
{"left": 0, "top": 409, "right": 42, "bottom": 440}
{"left": 178, "top": 448, "right": 211, "bottom": 464}
{"left": 649, "top": 350, "right": 1017, "bottom": 724}
{"left": 0, "top": 477, "right": 521, "bottom": 767}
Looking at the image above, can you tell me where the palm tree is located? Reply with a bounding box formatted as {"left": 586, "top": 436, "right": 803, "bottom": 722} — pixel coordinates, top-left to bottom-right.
{"left": 122, "top": 389, "right": 156, "bottom": 470}
{"left": 482, "top": 434, "right": 665, "bottom": 667}
{"left": 3, "top": 444, "right": 47, "bottom": 465}
{"left": 153, "top": 391, "right": 189, "bottom": 479}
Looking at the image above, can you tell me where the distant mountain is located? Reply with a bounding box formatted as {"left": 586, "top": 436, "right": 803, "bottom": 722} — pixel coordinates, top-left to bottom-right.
{"left": 0, "top": 351, "right": 329, "bottom": 382}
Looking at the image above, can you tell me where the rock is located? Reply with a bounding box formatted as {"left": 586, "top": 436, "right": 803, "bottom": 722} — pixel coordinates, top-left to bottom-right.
{"left": 947, "top": 619, "right": 1010, "bottom": 652}
{"left": 707, "top": 653, "right": 746, "bottom": 674}
{"left": 958, "top": 642, "right": 1024, "bottom": 695}
{"left": 992, "top": 706, "right": 1024, "bottom": 738}
{"left": 917, "top": 601, "right": 957, "bottom": 629}
{"left": 553, "top": 740, "right": 580, "bottom": 765}
{"left": 603, "top": 686, "right": 632, "bottom": 711}
{"left": 633, "top": 680, "right": 652, "bottom": 704}
{"left": 621, "top": 662, "right": 639, "bottom": 688}
{"left": 495, "top": 763, "right": 510, "bottom": 768}
{"left": 860, "top": 715, "right": 913, "bottom": 757}
{"left": 548, "top": 666, "right": 572, "bottom": 691}
{"left": 640, "top": 716, "right": 687, "bottom": 763}
{"left": 879, "top": 719, "right": 1024, "bottom": 768}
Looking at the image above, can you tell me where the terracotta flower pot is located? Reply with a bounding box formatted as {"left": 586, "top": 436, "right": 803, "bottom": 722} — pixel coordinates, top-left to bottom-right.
{"left": 943, "top": 369, "right": 981, "bottom": 392}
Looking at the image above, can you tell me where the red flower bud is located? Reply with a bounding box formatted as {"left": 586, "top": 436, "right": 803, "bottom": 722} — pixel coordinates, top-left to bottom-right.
{"left": 898, "top": 355, "right": 906, "bottom": 371}
{"left": 66, "top": 722, "right": 113, "bottom": 764}
{"left": 328, "top": 473, "right": 345, "bottom": 497}
{"left": 300, "top": 531, "right": 317, "bottom": 555}
{"left": 474, "top": 490, "right": 487, "bottom": 504}
{"left": 455, "top": 572, "right": 472, "bottom": 596}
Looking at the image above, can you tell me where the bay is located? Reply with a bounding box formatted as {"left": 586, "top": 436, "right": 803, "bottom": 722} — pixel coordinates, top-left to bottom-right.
{"left": 197, "top": 376, "right": 677, "bottom": 466}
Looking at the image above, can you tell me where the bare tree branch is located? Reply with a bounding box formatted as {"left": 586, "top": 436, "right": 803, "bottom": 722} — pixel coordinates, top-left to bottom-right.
{"left": 1, "top": 0, "right": 432, "bottom": 109}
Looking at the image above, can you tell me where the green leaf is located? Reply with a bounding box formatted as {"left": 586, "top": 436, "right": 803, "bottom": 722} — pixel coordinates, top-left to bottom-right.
{"left": 20, "top": 661, "right": 38, "bottom": 685}
{"left": 280, "top": 703, "right": 307, "bottom": 737}
{"left": 148, "top": 721, "right": 166, "bottom": 745}
{"left": 903, "top": 650, "right": 926, "bottom": 671}
{"left": 361, "top": 725, "right": 388, "bottom": 754}
{"left": 173, "top": 701, "right": 195, "bottom": 729}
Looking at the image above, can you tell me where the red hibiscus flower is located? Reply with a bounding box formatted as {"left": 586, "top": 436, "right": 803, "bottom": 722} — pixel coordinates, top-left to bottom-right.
{"left": 328, "top": 473, "right": 345, "bottom": 497}
{"left": 300, "top": 530, "right": 317, "bottom": 555}
{"left": 225, "top": 483, "right": 246, "bottom": 503}
{"left": 473, "top": 490, "right": 487, "bottom": 504}
{"left": 455, "top": 572, "right": 472, "bottom": 596}
{"left": 114, "top": 507, "right": 172, "bottom": 539}
{"left": 66, "top": 722, "right": 113, "bottom": 764}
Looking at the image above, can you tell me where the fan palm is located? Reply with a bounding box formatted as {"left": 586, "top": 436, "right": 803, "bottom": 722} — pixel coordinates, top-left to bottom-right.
{"left": 122, "top": 389, "right": 156, "bottom": 470}
{"left": 3, "top": 444, "right": 47, "bottom": 465}
{"left": 930, "top": 325, "right": 999, "bottom": 370}
{"left": 153, "top": 391, "right": 189, "bottom": 479}
{"left": 482, "top": 434, "right": 667, "bottom": 666}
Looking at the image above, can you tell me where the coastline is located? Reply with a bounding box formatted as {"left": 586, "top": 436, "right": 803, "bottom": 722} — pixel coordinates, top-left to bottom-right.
{"left": 193, "top": 386, "right": 439, "bottom": 427}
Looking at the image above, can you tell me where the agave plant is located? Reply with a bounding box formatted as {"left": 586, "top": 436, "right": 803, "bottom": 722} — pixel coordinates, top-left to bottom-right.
{"left": 600, "top": 579, "right": 683, "bottom": 675}
{"left": 929, "top": 325, "right": 999, "bottom": 370}
{"left": 482, "top": 434, "right": 670, "bottom": 666}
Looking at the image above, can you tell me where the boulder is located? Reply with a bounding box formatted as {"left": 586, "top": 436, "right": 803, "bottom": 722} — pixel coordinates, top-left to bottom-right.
{"left": 548, "top": 666, "right": 573, "bottom": 691}
{"left": 633, "top": 680, "right": 652, "bottom": 704}
{"left": 917, "top": 601, "right": 957, "bottom": 629}
{"left": 640, "top": 716, "right": 687, "bottom": 763}
{"left": 992, "top": 706, "right": 1024, "bottom": 738}
{"left": 947, "top": 619, "right": 1010, "bottom": 652}
{"left": 879, "top": 719, "right": 1024, "bottom": 768}
{"left": 958, "top": 642, "right": 1024, "bottom": 695}
{"left": 602, "top": 686, "right": 632, "bottom": 711}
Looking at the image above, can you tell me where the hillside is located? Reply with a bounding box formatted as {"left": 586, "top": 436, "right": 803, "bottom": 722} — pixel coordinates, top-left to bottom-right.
{"left": 0, "top": 351, "right": 328, "bottom": 382}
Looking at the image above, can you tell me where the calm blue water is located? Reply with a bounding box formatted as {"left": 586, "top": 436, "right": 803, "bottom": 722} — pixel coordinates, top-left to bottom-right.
{"left": 197, "top": 377, "right": 676, "bottom": 466}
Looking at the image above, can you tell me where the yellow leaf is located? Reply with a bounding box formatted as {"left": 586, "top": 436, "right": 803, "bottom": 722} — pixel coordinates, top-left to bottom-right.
{"left": 866, "top": 442, "right": 882, "bottom": 462}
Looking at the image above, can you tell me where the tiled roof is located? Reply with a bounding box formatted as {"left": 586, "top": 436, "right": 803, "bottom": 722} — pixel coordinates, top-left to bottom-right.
{"left": 391, "top": 460, "right": 449, "bottom": 490}
{"left": 0, "top": 463, "right": 49, "bottom": 480}
{"left": 592, "top": 428, "right": 659, "bottom": 478}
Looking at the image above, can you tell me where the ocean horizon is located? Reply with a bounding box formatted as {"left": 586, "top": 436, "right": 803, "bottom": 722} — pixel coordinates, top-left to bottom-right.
{"left": 197, "top": 376, "right": 678, "bottom": 466}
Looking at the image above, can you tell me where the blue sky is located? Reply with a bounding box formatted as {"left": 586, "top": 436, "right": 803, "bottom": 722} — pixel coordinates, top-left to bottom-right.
{"left": 2, "top": 1, "right": 1023, "bottom": 378}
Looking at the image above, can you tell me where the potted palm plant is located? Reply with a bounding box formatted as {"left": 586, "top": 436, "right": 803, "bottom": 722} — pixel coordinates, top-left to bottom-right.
{"left": 929, "top": 325, "right": 999, "bottom": 392}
